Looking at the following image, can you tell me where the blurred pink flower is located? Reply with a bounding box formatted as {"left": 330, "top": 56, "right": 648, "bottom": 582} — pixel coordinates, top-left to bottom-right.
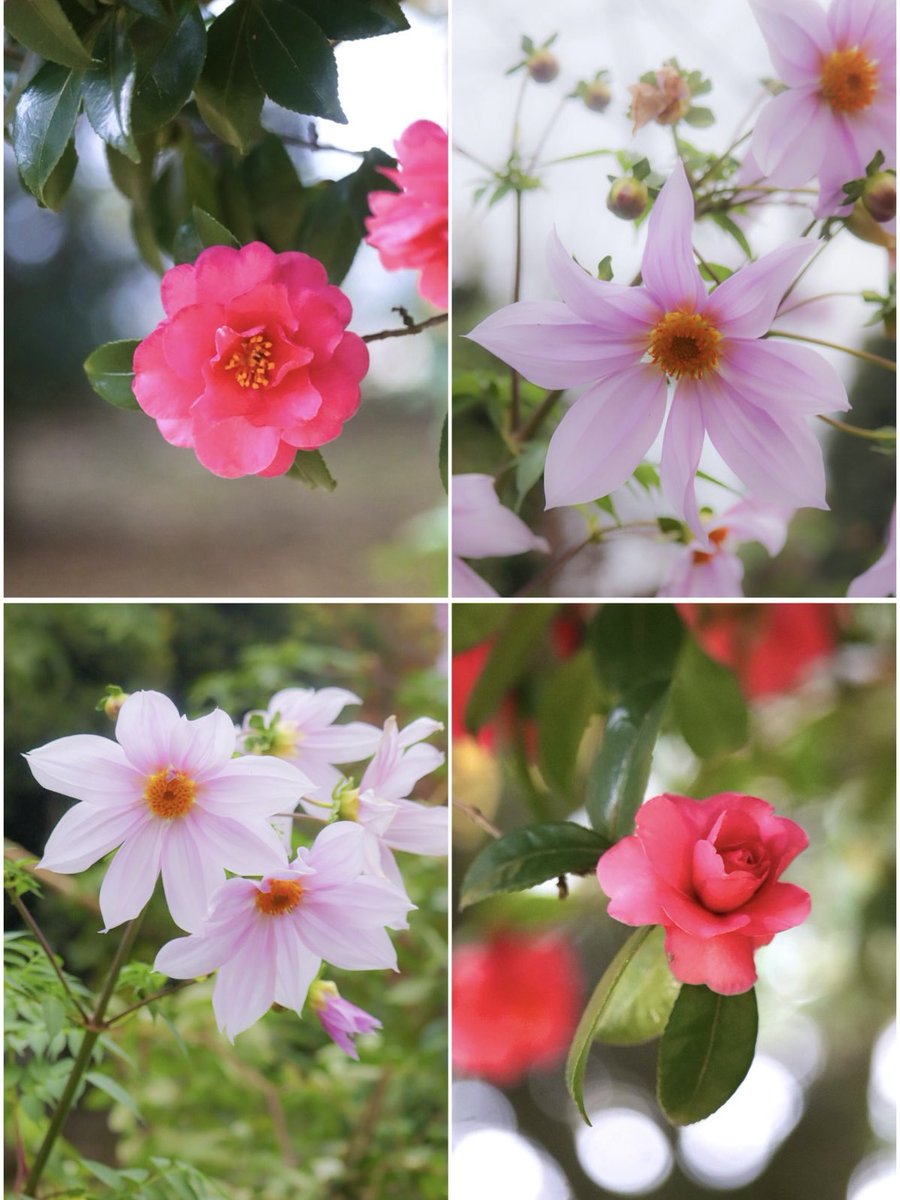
{"left": 750, "top": 0, "right": 896, "bottom": 214}
{"left": 848, "top": 504, "right": 896, "bottom": 595}
{"left": 597, "top": 792, "right": 811, "bottom": 994}
{"left": 28, "top": 691, "right": 310, "bottom": 932}
{"left": 628, "top": 64, "right": 692, "bottom": 132}
{"left": 468, "top": 162, "right": 849, "bottom": 531}
{"left": 155, "top": 822, "right": 413, "bottom": 1041}
{"left": 659, "top": 499, "right": 791, "bottom": 597}
{"left": 365, "top": 120, "right": 448, "bottom": 307}
{"left": 132, "top": 243, "right": 368, "bottom": 478}
{"left": 311, "top": 982, "right": 382, "bottom": 1059}
{"left": 452, "top": 474, "right": 549, "bottom": 596}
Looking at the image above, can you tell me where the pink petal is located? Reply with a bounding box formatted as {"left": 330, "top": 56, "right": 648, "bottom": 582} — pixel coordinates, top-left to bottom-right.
{"left": 467, "top": 301, "right": 645, "bottom": 389}
{"left": 99, "top": 820, "right": 165, "bottom": 930}
{"left": 660, "top": 384, "right": 706, "bottom": 539}
{"left": 192, "top": 809, "right": 288, "bottom": 874}
{"left": 115, "top": 691, "right": 181, "bottom": 774}
{"left": 849, "top": 508, "right": 896, "bottom": 596}
{"left": 26, "top": 735, "right": 145, "bottom": 807}
{"left": 452, "top": 474, "right": 549, "bottom": 558}
{"left": 38, "top": 802, "right": 148, "bottom": 873}
{"left": 634, "top": 795, "right": 702, "bottom": 893}
{"left": 203, "top": 756, "right": 311, "bottom": 815}
{"left": 705, "top": 240, "right": 816, "bottom": 338}
{"left": 161, "top": 304, "right": 225, "bottom": 382}
{"left": 717, "top": 499, "right": 791, "bottom": 557}
{"left": 160, "top": 262, "right": 199, "bottom": 318}
{"left": 752, "top": 88, "right": 830, "bottom": 186}
{"left": 256, "top": 439, "right": 297, "bottom": 477}
{"left": 664, "top": 926, "right": 758, "bottom": 994}
{"left": 452, "top": 557, "right": 499, "bottom": 596}
{"left": 741, "top": 881, "right": 811, "bottom": 936}
{"left": 370, "top": 744, "right": 444, "bottom": 802}
{"left": 545, "top": 230, "right": 660, "bottom": 331}
{"left": 195, "top": 242, "right": 278, "bottom": 304}
{"left": 383, "top": 800, "right": 448, "bottom": 856}
{"left": 192, "top": 416, "right": 281, "bottom": 478}
{"left": 160, "top": 819, "right": 225, "bottom": 932}
{"left": 596, "top": 837, "right": 667, "bottom": 927}
{"left": 302, "top": 820, "right": 367, "bottom": 885}
{"left": 719, "top": 340, "right": 849, "bottom": 418}
{"left": 692, "top": 840, "right": 765, "bottom": 912}
{"left": 659, "top": 550, "right": 746, "bottom": 598}
{"left": 213, "top": 923, "right": 277, "bottom": 1040}
{"left": 749, "top": 0, "right": 829, "bottom": 85}
{"left": 827, "top": 0, "right": 896, "bottom": 55}
{"left": 272, "top": 921, "right": 320, "bottom": 1012}
{"left": 640, "top": 161, "right": 706, "bottom": 313}
{"left": 267, "top": 685, "right": 360, "bottom": 729}
{"left": 155, "top": 912, "right": 253, "bottom": 978}
{"left": 544, "top": 365, "right": 667, "bottom": 509}
{"left": 132, "top": 327, "right": 199, "bottom": 420}
{"left": 156, "top": 417, "right": 195, "bottom": 448}
{"left": 419, "top": 255, "right": 448, "bottom": 307}
{"left": 300, "top": 722, "right": 383, "bottom": 760}
{"left": 169, "top": 708, "right": 235, "bottom": 781}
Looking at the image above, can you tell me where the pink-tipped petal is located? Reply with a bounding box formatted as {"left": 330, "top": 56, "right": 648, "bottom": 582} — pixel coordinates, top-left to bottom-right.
{"left": 546, "top": 230, "right": 660, "bottom": 330}
{"left": 38, "top": 802, "right": 148, "bottom": 874}
{"left": 660, "top": 384, "right": 706, "bottom": 539}
{"left": 452, "top": 557, "right": 499, "bottom": 597}
{"left": 193, "top": 809, "right": 288, "bottom": 875}
{"left": 302, "top": 820, "right": 367, "bottom": 885}
{"left": 26, "top": 736, "right": 145, "bottom": 807}
{"left": 664, "top": 926, "right": 759, "bottom": 994}
{"left": 155, "top": 914, "right": 253, "bottom": 979}
{"left": 272, "top": 922, "right": 320, "bottom": 1012}
{"left": 848, "top": 507, "right": 896, "bottom": 597}
{"left": 705, "top": 240, "right": 817, "bottom": 338}
{"left": 640, "top": 161, "right": 706, "bottom": 312}
{"left": 99, "top": 820, "right": 166, "bottom": 930}
{"left": 659, "top": 549, "right": 746, "bottom": 598}
{"left": 749, "top": 0, "right": 829, "bottom": 85}
{"left": 161, "top": 819, "right": 225, "bottom": 932}
{"left": 827, "top": 0, "right": 896, "bottom": 55}
{"left": 718, "top": 499, "right": 791, "bottom": 557}
{"left": 169, "top": 708, "right": 235, "bottom": 781}
{"left": 719, "top": 340, "right": 850, "bottom": 418}
{"left": 382, "top": 800, "right": 449, "bottom": 856}
{"left": 752, "top": 88, "right": 830, "bottom": 186}
{"left": 115, "top": 691, "right": 182, "bottom": 774}
{"left": 268, "top": 686, "right": 362, "bottom": 731}
{"left": 213, "top": 925, "right": 277, "bottom": 1040}
{"left": 452, "top": 474, "right": 549, "bottom": 559}
{"left": 203, "top": 755, "right": 312, "bottom": 815}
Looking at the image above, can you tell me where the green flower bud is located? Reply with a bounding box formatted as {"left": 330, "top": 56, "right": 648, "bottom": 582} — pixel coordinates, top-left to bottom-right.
{"left": 528, "top": 50, "right": 560, "bottom": 83}
{"left": 862, "top": 171, "right": 896, "bottom": 224}
{"left": 607, "top": 177, "right": 649, "bottom": 221}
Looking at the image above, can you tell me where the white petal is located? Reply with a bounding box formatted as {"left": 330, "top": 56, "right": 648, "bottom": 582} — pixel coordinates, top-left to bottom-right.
{"left": 115, "top": 691, "right": 182, "bottom": 773}
{"left": 98, "top": 821, "right": 166, "bottom": 930}
{"left": 39, "top": 802, "right": 148, "bottom": 874}
{"left": 26, "top": 735, "right": 145, "bottom": 807}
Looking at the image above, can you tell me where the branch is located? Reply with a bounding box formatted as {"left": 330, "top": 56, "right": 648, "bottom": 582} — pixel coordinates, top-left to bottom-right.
{"left": 768, "top": 330, "right": 896, "bottom": 371}
{"left": 453, "top": 801, "right": 502, "bottom": 839}
{"left": 7, "top": 892, "right": 90, "bottom": 1022}
{"left": 106, "top": 978, "right": 201, "bottom": 1026}
{"left": 361, "top": 312, "right": 447, "bottom": 342}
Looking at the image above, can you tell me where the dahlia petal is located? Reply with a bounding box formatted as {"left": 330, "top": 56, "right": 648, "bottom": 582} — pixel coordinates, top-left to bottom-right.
{"left": 38, "top": 802, "right": 148, "bottom": 874}
{"left": 719, "top": 340, "right": 849, "bottom": 418}
{"left": 453, "top": 474, "right": 550, "bottom": 558}
{"left": 382, "top": 800, "right": 448, "bottom": 856}
{"left": 396, "top": 716, "right": 443, "bottom": 749}
{"left": 544, "top": 365, "right": 668, "bottom": 509}
{"left": 300, "top": 886, "right": 405, "bottom": 969}
{"left": 640, "top": 161, "right": 706, "bottom": 312}
{"left": 213, "top": 924, "right": 277, "bottom": 1040}
{"left": 716, "top": 499, "right": 791, "bottom": 558}
{"left": 272, "top": 922, "right": 320, "bottom": 1013}
{"left": 99, "top": 821, "right": 166, "bottom": 930}
{"left": 155, "top": 916, "right": 252, "bottom": 979}
{"left": 300, "top": 722, "right": 383, "bottom": 760}
{"left": 751, "top": 88, "right": 830, "bottom": 186}
{"left": 596, "top": 836, "right": 667, "bottom": 927}
{"left": 664, "top": 926, "right": 758, "bottom": 994}
{"left": 658, "top": 549, "right": 745, "bottom": 598}
{"left": 545, "top": 230, "right": 660, "bottom": 330}
{"left": 706, "top": 240, "right": 817, "bottom": 338}
{"left": 115, "top": 691, "right": 181, "bottom": 774}
{"left": 370, "top": 743, "right": 444, "bottom": 802}
{"left": 827, "top": 0, "right": 896, "bottom": 56}
{"left": 26, "top": 735, "right": 145, "bottom": 807}
{"left": 204, "top": 756, "right": 312, "bottom": 814}
{"left": 160, "top": 819, "right": 225, "bottom": 932}
{"left": 749, "top": 0, "right": 829, "bottom": 85}
{"left": 467, "top": 301, "right": 645, "bottom": 388}
{"left": 192, "top": 809, "right": 288, "bottom": 875}
{"left": 452, "top": 557, "right": 499, "bottom": 596}
{"left": 170, "top": 708, "right": 235, "bottom": 781}
{"left": 132, "top": 327, "right": 199, "bottom": 420}
{"left": 301, "top": 820, "right": 366, "bottom": 885}
{"left": 267, "top": 686, "right": 360, "bottom": 730}
{"left": 848, "top": 508, "right": 896, "bottom": 596}
{"left": 660, "top": 384, "right": 706, "bottom": 539}
{"left": 192, "top": 416, "right": 281, "bottom": 478}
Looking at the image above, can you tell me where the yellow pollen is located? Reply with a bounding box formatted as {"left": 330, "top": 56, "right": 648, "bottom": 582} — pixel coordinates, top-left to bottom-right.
{"left": 255, "top": 878, "right": 304, "bottom": 916}
{"left": 648, "top": 310, "right": 722, "bottom": 379}
{"left": 820, "top": 47, "right": 877, "bottom": 113}
{"left": 144, "top": 768, "right": 197, "bottom": 819}
{"left": 224, "top": 333, "right": 276, "bottom": 390}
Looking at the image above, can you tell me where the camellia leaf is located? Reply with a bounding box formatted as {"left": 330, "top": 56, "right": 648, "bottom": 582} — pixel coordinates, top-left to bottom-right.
{"left": 451, "top": 604, "right": 510, "bottom": 655}
{"left": 287, "top": 449, "right": 337, "bottom": 491}
{"left": 82, "top": 14, "right": 139, "bottom": 161}
{"left": 465, "top": 604, "right": 557, "bottom": 733}
{"left": 5, "top": 0, "right": 94, "bottom": 70}
{"left": 40, "top": 137, "right": 79, "bottom": 211}
{"left": 248, "top": 0, "right": 346, "bottom": 124}
{"left": 538, "top": 649, "right": 601, "bottom": 802}
{"left": 173, "top": 206, "right": 240, "bottom": 265}
{"left": 13, "top": 62, "right": 85, "bottom": 204}
{"left": 588, "top": 604, "right": 685, "bottom": 697}
{"left": 459, "top": 821, "right": 611, "bottom": 909}
{"left": 657, "top": 984, "right": 758, "bottom": 1125}
{"left": 590, "top": 926, "right": 681, "bottom": 1046}
{"left": 284, "top": 0, "right": 410, "bottom": 39}
{"left": 195, "top": 0, "right": 264, "bottom": 153}
{"left": 129, "top": 0, "right": 207, "bottom": 135}
{"left": 83, "top": 340, "right": 141, "bottom": 410}
{"left": 670, "top": 639, "right": 749, "bottom": 759}
{"left": 228, "top": 134, "right": 307, "bottom": 251}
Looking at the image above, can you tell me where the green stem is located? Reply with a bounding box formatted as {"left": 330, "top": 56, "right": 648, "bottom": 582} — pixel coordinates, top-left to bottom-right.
{"left": 519, "top": 389, "right": 565, "bottom": 444}
{"left": 8, "top": 893, "right": 89, "bottom": 1022}
{"left": 24, "top": 913, "right": 145, "bottom": 1196}
{"left": 818, "top": 414, "right": 896, "bottom": 442}
{"left": 768, "top": 330, "right": 896, "bottom": 372}
{"left": 106, "top": 978, "right": 200, "bottom": 1027}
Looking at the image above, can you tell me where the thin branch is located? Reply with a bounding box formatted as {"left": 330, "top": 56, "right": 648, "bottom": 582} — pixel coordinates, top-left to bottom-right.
{"left": 452, "top": 801, "right": 502, "bottom": 839}
{"left": 453, "top": 143, "right": 496, "bottom": 173}
{"left": 769, "top": 330, "right": 896, "bottom": 371}
{"left": 8, "top": 892, "right": 90, "bottom": 1022}
{"left": 818, "top": 414, "right": 896, "bottom": 442}
{"left": 106, "top": 978, "right": 201, "bottom": 1027}
{"left": 519, "top": 389, "right": 565, "bottom": 444}
{"left": 515, "top": 535, "right": 597, "bottom": 596}
{"left": 361, "top": 313, "right": 447, "bottom": 342}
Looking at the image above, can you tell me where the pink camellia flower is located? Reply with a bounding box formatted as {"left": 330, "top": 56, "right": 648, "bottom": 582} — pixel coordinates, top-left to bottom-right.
{"left": 154, "top": 822, "right": 413, "bottom": 1041}
{"left": 628, "top": 64, "right": 692, "bottom": 132}
{"left": 658, "top": 499, "right": 791, "bottom": 597}
{"left": 132, "top": 242, "right": 368, "bottom": 478}
{"left": 849, "top": 505, "right": 896, "bottom": 596}
{"left": 365, "top": 120, "right": 448, "bottom": 308}
{"left": 597, "top": 792, "right": 811, "bottom": 995}
{"left": 749, "top": 0, "right": 896, "bottom": 215}
{"left": 468, "top": 162, "right": 849, "bottom": 532}
{"left": 453, "top": 473, "right": 550, "bottom": 596}
{"left": 310, "top": 981, "right": 382, "bottom": 1059}
{"left": 26, "top": 691, "right": 311, "bottom": 932}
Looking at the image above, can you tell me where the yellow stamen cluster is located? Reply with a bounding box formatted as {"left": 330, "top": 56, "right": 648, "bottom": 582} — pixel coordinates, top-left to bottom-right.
{"left": 224, "top": 333, "right": 275, "bottom": 389}
{"left": 145, "top": 768, "right": 197, "bottom": 819}
{"left": 820, "top": 47, "right": 877, "bottom": 114}
{"left": 648, "top": 310, "right": 722, "bottom": 379}
{"left": 255, "top": 878, "right": 304, "bottom": 916}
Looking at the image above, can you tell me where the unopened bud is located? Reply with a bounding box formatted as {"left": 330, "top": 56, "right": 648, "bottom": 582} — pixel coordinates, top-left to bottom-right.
{"left": 528, "top": 50, "right": 559, "bottom": 83}
{"left": 582, "top": 80, "right": 612, "bottom": 112}
{"left": 607, "top": 177, "right": 649, "bottom": 220}
{"left": 97, "top": 685, "right": 129, "bottom": 720}
{"left": 847, "top": 198, "right": 897, "bottom": 250}
{"left": 862, "top": 171, "right": 896, "bottom": 224}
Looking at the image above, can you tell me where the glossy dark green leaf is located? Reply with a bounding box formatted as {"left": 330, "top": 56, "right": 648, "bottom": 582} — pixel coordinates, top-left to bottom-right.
{"left": 287, "top": 450, "right": 337, "bottom": 491}
{"left": 460, "top": 821, "right": 611, "bottom": 909}
{"left": 586, "top": 679, "right": 668, "bottom": 839}
{"left": 588, "top": 603, "right": 685, "bottom": 697}
{"left": 591, "top": 927, "right": 681, "bottom": 1046}
{"left": 195, "top": 0, "right": 264, "bottom": 153}
{"left": 83, "top": 15, "right": 139, "bottom": 161}
{"left": 122, "top": 0, "right": 169, "bottom": 19}
{"left": 538, "top": 649, "right": 601, "bottom": 800}
{"left": 106, "top": 135, "right": 156, "bottom": 202}
{"left": 231, "top": 134, "right": 306, "bottom": 250}
{"left": 657, "top": 984, "right": 758, "bottom": 1125}
{"left": 451, "top": 604, "right": 510, "bottom": 655}
{"left": 83, "top": 340, "right": 141, "bottom": 410}
{"left": 5, "top": 0, "right": 94, "bottom": 69}
{"left": 173, "top": 206, "right": 240, "bottom": 264}
{"left": 248, "top": 0, "right": 346, "bottom": 124}
{"left": 149, "top": 133, "right": 220, "bottom": 254}
{"left": 130, "top": 1, "right": 207, "bottom": 135}
{"left": 670, "top": 639, "right": 749, "bottom": 759}
{"left": 465, "top": 604, "right": 556, "bottom": 733}
{"left": 285, "top": 0, "right": 409, "bottom": 39}
{"left": 14, "top": 62, "right": 85, "bottom": 204}
{"left": 40, "top": 137, "right": 79, "bottom": 211}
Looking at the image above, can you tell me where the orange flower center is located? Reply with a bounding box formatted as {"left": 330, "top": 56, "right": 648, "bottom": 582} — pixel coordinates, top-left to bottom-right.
{"left": 820, "top": 47, "right": 878, "bottom": 114}
{"left": 648, "top": 310, "right": 722, "bottom": 379}
{"left": 224, "top": 333, "right": 275, "bottom": 389}
{"left": 692, "top": 526, "right": 728, "bottom": 565}
{"left": 254, "top": 878, "right": 304, "bottom": 916}
{"left": 145, "top": 768, "right": 197, "bottom": 819}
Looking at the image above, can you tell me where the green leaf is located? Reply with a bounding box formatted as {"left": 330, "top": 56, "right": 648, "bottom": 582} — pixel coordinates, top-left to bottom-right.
{"left": 451, "top": 603, "right": 510, "bottom": 654}
{"left": 286, "top": 449, "right": 337, "bottom": 491}
{"left": 439, "top": 416, "right": 448, "bottom": 493}
{"left": 40, "top": 136, "right": 79, "bottom": 211}
{"left": 588, "top": 603, "right": 685, "bottom": 697}
{"left": 591, "top": 926, "right": 681, "bottom": 1046}
{"left": 82, "top": 1158, "right": 128, "bottom": 1189}
{"left": 699, "top": 261, "right": 734, "bottom": 284}
{"left": 465, "top": 604, "right": 556, "bottom": 732}
{"left": 232, "top": 134, "right": 306, "bottom": 250}
{"left": 173, "top": 206, "right": 240, "bottom": 264}
{"left": 596, "top": 255, "right": 614, "bottom": 281}
{"left": 657, "top": 984, "right": 758, "bottom": 1125}
{"left": 460, "top": 821, "right": 611, "bottom": 909}
{"left": 13, "top": 62, "right": 85, "bottom": 204}
{"left": 5, "top": 0, "right": 94, "bottom": 70}
{"left": 249, "top": 0, "right": 346, "bottom": 123}
{"left": 130, "top": 0, "right": 207, "bottom": 135}
{"left": 711, "top": 211, "right": 753, "bottom": 259}
{"left": 538, "top": 649, "right": 600, "bottom": 799}
{"left": 83, "top": 340, "right": 140, "bottom": 410}
{"left": 195, "top": 0, "right": 264, "bottom": 153}
{"left": 513, "top": 439, "right": 547, "bottom": 509}
{"left": 85, "top": 1070, "right": 144, "bottom": 1119}
{"left": 684, "top": 105, "right": 715, "bottom": 128}
{"left": 83, "top": 14, "right": 139, "bottom": 161}
{"left": 285, "top": 0, "right": 409, "bottom": 39}
{"left": 586, "top": 679, "right": 668, "bottom": 839}
{"left": 670, "top": 640, "right": 748, "bottom": 759}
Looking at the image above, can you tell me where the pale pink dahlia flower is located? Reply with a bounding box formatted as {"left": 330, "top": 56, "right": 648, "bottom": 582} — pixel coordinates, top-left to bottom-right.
{"left": 365, "top": 120, "right": 449, "bottom": 308}
{"left": 154, "top": 822, "right": 413, "bottom": 1041}
{"left": 658, "top": 499, "right": 791, "bottom": 597}
{"left": 848, "top": 504, "right": 896, "bottom": 596}
{"left": 132, "top": 242, "right": 368, "bottom": 478}
{"left": 452, "top": 473, "right": 550, "bottom": 596}
{"left": 468, "top": 162, "right": 849, "bottom": 533}
{"left": 27, "top": 691, "right": 312, "bottom": 932}
{"left": 311, "top": 981, "right": 382, "bottom": 1059}
{"left": 750, "top": 0, "right": 896, "bottom": 215}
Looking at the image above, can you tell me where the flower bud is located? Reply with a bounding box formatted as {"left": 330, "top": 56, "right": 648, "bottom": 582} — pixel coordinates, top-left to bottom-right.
{"left": 607, "top": 177, "right": 649, "bottom": 220}
{"left": 847, "top": 199, "right": 897, "bottom": 250}
{"left": 582, "top": 80, "right": 612, "bottom": 112}
{"left": 97, "top": 685, "right": 129, "bottom": 721}
{"left": 528, "top": 50, "right": 559, "bottom": 83}
{"left": 331, "top": 777, "right": 360, "bottom": 822}
{"left": 862, "top": 171, "right": 896, "bottom": 224}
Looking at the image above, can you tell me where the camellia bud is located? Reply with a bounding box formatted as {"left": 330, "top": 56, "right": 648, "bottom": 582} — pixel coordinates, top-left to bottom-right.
{"left": 607, "top": 177, "right": 649, "bottom": 220}
{"left": 862, "top": 171, "right": 896, "bottom": 224}
{"left": 582, "top": 80, "right": 612, "bottom": 112}
{"left": 528, "top": 50, "right": 560, "bottom": 83}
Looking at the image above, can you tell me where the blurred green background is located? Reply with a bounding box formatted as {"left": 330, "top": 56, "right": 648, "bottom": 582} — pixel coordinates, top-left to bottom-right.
{"left": 5, "top": 602, "right": 448, "bottom": 1199}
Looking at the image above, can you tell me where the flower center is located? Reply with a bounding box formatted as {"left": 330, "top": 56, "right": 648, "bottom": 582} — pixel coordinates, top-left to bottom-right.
{"left": 255, "top": 878, "right": 304, "bottom": 916}
{"left": 648, "top": 310, "right": 722, "bottom": 379}
{"left": 691, "top": 525, "right": 728, "bottom": 566}
{"left": 224, "top": 333, "right": 275, "bottom": 389}
{"left": 820, "top": 47, "right": 878, "bottom": 114}
{"left": 144, "top": 768, "right": 197, "bottom": 819}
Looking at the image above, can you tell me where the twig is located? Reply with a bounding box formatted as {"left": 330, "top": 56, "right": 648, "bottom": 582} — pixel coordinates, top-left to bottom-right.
{"left": 361, "top": 313, "right": 447, "bottom": 342}
{"left": 769, "top": 330, "right": 896, "bottom": 371}
{"left": 519, "top": 389, "right": 565, "bottom": 444}
{"left": 8, "top": 892, "right": 90, "bottom": 1022}
{"left": 515, "top": 536, "right": 597, "bottom": 596}
{"left": 106, "top": 978, "right": 201, "bottom": 1026}
{"left": 818, "top": 415, "right": 896, "bottom": 442}
{"left": 452, "top": 801, "right": 502, "bottom": 839}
